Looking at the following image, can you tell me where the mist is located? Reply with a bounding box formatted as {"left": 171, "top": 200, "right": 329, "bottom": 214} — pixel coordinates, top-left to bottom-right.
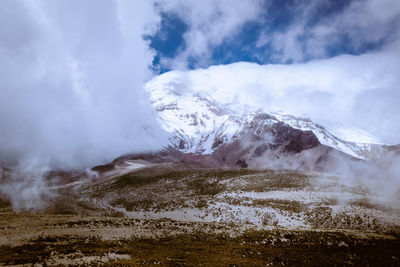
{"left": 0, "top": 0, "right": 168, "bottom": 210}
{"left": 238, "top": 135, "right": 400, "bottom": 208}
{"left": 0, "top": 0, "right": 170, "bottom": 169}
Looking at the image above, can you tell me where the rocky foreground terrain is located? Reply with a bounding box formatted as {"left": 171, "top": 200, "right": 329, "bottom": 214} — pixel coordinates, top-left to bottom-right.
{"left": 1, "top": 158, "right": 399, "bottom": 266}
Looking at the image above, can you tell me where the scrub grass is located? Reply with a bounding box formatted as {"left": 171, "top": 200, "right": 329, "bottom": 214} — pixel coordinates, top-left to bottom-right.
{"left": 1, "top": 230, "right": 399, "bottom": 266}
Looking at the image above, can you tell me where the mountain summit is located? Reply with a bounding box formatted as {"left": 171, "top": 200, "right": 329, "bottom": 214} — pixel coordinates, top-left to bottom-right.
{"left": 145, "top": 68, "right": 387, "bottom": 170}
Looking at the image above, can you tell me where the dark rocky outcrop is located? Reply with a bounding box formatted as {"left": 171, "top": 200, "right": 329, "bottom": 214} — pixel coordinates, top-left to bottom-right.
{"left": 269, "top": 122, "right": 320, "bottom": 153}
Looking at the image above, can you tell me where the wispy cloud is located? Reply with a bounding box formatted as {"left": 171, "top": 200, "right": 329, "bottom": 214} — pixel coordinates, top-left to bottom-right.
{"left": 154, "top": 0, "right": 265, "bottom": 69}
{"left": 154, "top": 0, "right": 400, "bottom": 66}
{"left": 257, "top": 0, "right": 400, "bottom": 63}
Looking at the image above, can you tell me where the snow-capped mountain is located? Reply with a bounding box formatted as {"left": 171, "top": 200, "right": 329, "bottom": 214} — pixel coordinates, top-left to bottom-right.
{"left": 146, "top": 71, "right": 384, "bottom": 163}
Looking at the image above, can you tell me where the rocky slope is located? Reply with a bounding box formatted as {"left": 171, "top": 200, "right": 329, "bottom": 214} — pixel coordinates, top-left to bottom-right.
{"left": 145, "top": 73, "right": 387, "bottom": 169}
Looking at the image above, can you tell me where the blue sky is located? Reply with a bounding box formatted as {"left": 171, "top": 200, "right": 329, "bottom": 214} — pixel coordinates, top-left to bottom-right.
{"left": 148, "top": 0, "right": 397, "bottom": 73}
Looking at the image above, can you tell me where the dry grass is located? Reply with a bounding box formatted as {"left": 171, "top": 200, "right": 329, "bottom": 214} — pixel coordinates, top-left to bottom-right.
{"left": 98, "top": 168, "right": 267, "bottom": 212}
{"left": 112, "top": 168, "right": 262, "bottom": 189}
{"left": 252, "top": 199, "right": 306, "bottom": 213}
{"left": 1, "top": 161, "right": 400, "bottom": 266}
{"left": 69, "top": 165, "right": 400, "bottom": 233}
{"left": 222, "top": 170, "right": 310, "bottom": 194}
{"left": 1, "top": 229, "right": 399, "bottom": 266}
{"left": 304, "top": 206, "right": 396, "bottom": 232}
{"left": 90, "top": 167, "right": 310, "bottom": 212}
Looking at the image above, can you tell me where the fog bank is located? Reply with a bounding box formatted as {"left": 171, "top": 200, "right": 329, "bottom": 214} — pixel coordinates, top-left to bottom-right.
{"left": 0, "top": 0, "right": 168, "bottom": 210}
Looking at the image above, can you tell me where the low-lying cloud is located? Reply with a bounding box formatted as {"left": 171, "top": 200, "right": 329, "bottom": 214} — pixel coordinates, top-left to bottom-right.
{"left": 152, "top": 47, "right": 400, "bottom": 144}
{"left": 0, "top": 0, "right": 168, "bottom": 210}
{"left": 0, "top": 0, "right": 168, "bottom": 170}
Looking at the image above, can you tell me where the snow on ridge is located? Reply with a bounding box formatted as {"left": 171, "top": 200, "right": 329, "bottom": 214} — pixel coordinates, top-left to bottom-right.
{"left": 270, "top": 112, "right": 382, "bottom": 159}
{"left": 145, "top": 69, "right": 385, "bottom": 159}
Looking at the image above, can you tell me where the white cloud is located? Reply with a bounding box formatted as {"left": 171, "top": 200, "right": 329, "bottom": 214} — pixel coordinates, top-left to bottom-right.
{"left": 151, "top": 48, "right": 400, "bottom": 144}
{"left": 156, "top": 0, "right": 265, "bottom": 69}
{"left": 0, "top": 0, "right": 167, "bottom": 170}
{"left": 314, "top": 0, "right": 400, "bottom": 49}
{"left": 252, "top": 0, "right": 400, "bottom": 64}
{"left": 0, "top": 0, "right": 168, "bottom": 210}
{"left": 154, "top": 0, "right": 400, "bottom": 66}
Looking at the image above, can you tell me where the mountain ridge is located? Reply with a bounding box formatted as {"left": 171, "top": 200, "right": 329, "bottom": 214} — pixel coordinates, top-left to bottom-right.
{"left": 146, "top": 72, "right": 386, "bottom": 167}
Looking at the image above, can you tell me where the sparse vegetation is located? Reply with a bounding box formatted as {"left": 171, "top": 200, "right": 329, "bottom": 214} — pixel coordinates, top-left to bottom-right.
{"left": 0, "top": 227, "right": 399, "bottom": 266}
{"left": 103, "top": 168, "right": 268, "bottom": 212}
{"left": 96, "top": 167, "right": 311, "bottom": 212}
{"left": 112, "top": 167, "right": 263, "bottom": 189}
{"left": 67, "top": 165, "right": 399, "bottom": 233}
{"left": 1, "top": 163, "right": 399, "bottom": 266}
{"left": 253, "top": 199, "right": 306, "bottom": 213}
{"left": 305, "top": 206, "right": 391, "bottom": 231}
